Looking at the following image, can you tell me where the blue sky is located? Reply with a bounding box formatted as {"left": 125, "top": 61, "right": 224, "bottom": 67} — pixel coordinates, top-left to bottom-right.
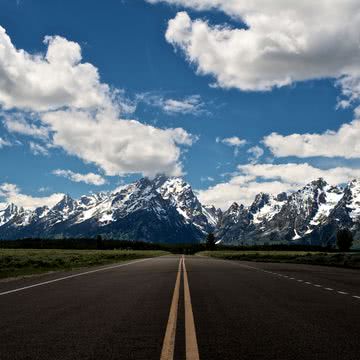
{"left": 1, "top": 0, "right": 360, "bottom": 210}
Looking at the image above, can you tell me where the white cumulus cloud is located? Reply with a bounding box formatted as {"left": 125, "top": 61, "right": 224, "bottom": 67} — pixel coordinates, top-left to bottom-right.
{"left": 263, "top": 119, "right": 360, "bottom": 159}
{"left": 148, "top": 1, "right": 360, "bottom": 96}
{"left": 42, "top": 108, "right": 194, "bottom": 177}
{"left": 216, "top": 136, "right": 246, "bottom": 156}
{"left": 198, "top": 162, "right": 360, "bottom": 210}
{"left": 0, "top": 25, "right": 194, "bottom": 177}
{"left": 53, "top": 169, "right": 106, "bottom": 186}
{"left": 3, "top": 114, "right": 49, "bottom": 139}
{"left": 0, "top": 183, "right": 63, "bottom": 210}
{"left": 0, "top": 29, "right": 112, "bottom": 111}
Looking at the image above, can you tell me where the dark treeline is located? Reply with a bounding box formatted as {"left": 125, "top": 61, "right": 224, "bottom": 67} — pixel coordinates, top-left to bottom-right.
{"left": 0, "top": 237, "right": 353, "bottom": 254}
{"left": 0, "top": 238, "right": 164, "bottom": 251}
{"left": 0, "top": 237, "right": 205, "bottom": 254}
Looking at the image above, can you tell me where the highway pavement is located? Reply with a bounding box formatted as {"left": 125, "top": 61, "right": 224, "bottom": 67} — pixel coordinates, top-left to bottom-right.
{"left": 0, "top": 255, "right": 360, "bottom": 359}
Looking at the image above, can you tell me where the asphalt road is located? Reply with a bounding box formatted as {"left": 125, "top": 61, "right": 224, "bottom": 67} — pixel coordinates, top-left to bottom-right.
{"left": 1, "top": 255, "right": 360, "bottom": 360}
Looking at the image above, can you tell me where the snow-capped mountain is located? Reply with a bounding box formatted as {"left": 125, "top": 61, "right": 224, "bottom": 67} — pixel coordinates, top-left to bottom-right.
{"left": 0, "top": 175, "right": 220, "bottom": 243}
{"left": 216, "top": 202, "right": 251, "bottom": 244}
{"left": 216, "top": 178, "right": 359, "bottom": 246}
{"left": 156, "top": 176, "right": 218, "bottom": 232}
{"left": 0, "top": 203, "right": 19, "bottom": 227}
{"left": 1, "top": 176, "right": 360, "bottom": 245}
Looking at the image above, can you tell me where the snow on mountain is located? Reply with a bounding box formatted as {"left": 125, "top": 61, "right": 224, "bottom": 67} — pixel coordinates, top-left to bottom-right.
{"left": 202, "top": 205, "right": 221, "bottom": 227}
{"left": 0, "top": 176, "right": 359, "bottom": 245}
{"left": 0, "top": 203, "right": 18, "bottom": 226}
{"left": 345, "top": 179, "right": 360, "bottom": 221}
{"left": 74, "top": 177, "right": 168, "bottom": 225}
{"left": 278, "top": 178, "right": 344, "bottom": 238}
{"left": 0, "top": 202, "right": 36, "bottom": 227}
{"left": 0, "top": 175, "right": 217, "bottom": 242}
{"left": 269, "top": 179, "right": 345, "bottom": 241}
{"left": 309, "top": 184, "right": 343, "bottom": 227}
{"left": 155, "top": 175, "right": 219, "bottom": 232}
{"left": 251, "top": 192, "right": 288, "bottom": 225}
{"left": 215, "top": 202, "right": 251, "bottom": 245}
{"left": 216, "top": 178, "right": 357, "bottom": 246}
{"left": 223, "top": 203, "right": 244, "bottom": 224}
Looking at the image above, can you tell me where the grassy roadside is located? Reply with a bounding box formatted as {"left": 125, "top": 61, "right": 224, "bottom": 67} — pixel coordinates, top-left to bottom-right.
{"left": 198, "top": 250, "right": 360, "bottom": 269}
{"left": 0, "top": 249, "right": 169, "bottom": 279}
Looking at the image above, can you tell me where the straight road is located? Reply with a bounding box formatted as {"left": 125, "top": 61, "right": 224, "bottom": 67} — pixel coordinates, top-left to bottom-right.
{"left": 0, "top": 255, "right": 360, "bottom": 359}
{"left": 187, "top": 256, "right": 360, "bottom": 360}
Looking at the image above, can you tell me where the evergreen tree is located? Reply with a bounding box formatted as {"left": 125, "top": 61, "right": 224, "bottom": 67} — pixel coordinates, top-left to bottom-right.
{"left": 336, "top": 228, "right": 353, "bottom": 252}
{"left": 206, "top": 232, "right": 216, "bottom": 250}
{"left": 96, "top": 235, "right": 104, "bottom": 250}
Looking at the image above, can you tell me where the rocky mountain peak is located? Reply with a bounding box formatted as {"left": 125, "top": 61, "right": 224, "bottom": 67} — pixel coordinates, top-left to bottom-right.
{"left": 3, "top": 203, "right": 18, "bottom": 215}
{"left": 53, "top": 194, "right": 75, "bottom": 211}
{"left": 228, "top": 202, "right": 240, "bottom": 211}
{"left": 34, "top": 205, "right": 49, "bottom": 218}
{"left": 276, "top": 192, "right": 288, "bottom": 202}
{"left": 0, "top": 176, "right": 359, "bottom": 245}
{"left": 250, "top": 193, "right": 271, "bottom": 214}
{"left": 0, "top": 203, "right": 19, "bottom": 226}
{"left": 310, "top": 177, "right": 328, "bottom": 189}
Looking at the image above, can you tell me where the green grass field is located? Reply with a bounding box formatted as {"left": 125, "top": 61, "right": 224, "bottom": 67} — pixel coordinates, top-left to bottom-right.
{"left": 0, "top": 249, "right": 168, "bottom": 279}
{"left": 198, "top": 250, "right": 360, "bottom": 268}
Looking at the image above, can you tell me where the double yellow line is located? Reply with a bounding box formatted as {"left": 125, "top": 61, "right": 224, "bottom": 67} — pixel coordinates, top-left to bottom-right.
{"left": 160, "top": 256, "right": 200, "bottom": 360}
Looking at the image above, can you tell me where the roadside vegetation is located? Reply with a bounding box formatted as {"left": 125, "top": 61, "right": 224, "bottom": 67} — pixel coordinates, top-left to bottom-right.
{"left": 0, "top": 249, "right": 168, "bottom": 279}
{"left": 198, "top": 250, "right": 360, "bottom": 269}
{"left": 1, "top": 231, "right": 359, "bottom": 279}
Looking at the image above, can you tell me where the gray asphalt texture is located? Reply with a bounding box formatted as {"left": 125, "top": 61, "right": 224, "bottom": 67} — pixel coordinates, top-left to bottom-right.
{"left": 1, "top": 255, "right": 360, "bottom": 360}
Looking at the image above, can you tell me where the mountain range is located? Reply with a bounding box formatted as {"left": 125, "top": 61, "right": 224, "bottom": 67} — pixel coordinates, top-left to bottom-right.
{"left": 1, "top": 175, "right": 359, "bottom": 246}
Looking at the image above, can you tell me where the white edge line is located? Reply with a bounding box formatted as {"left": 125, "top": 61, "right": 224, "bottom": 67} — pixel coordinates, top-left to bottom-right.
{"left": 201, "top": 257, "right": 360, "bottom": 301}
{"left": 0, "top": 258, "right": 152, "bottom": 296}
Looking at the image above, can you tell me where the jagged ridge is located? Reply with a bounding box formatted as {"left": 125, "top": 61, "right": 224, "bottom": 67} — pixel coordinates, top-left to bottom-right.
{"left": 0, "top": 175, "right": 220, "bottom": 243}
{"left": 216, "top": 178, "right": 360, "bottom": 246}
{"left": 1, "top": 176, "right": 360, "bottom": 245}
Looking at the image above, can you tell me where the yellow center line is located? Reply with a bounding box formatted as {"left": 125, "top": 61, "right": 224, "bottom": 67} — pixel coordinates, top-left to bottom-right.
{"left": 183, "top": 256, "right": 200, "bottom": 360}
{"left": 160, "top": 256, "right": 200, "bottom": 360}
{"left": 160, "top": 256, "right": 182, "bottom": 360}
